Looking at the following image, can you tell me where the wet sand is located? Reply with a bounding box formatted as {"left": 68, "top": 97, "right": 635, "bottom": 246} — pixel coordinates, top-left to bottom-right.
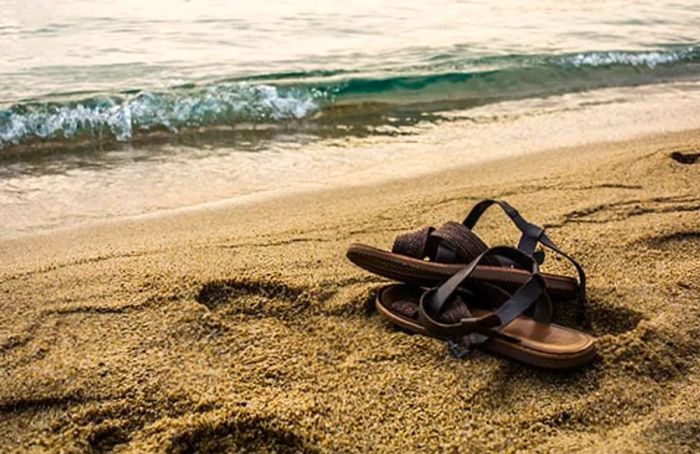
{"left": 1, "top": 129, "right": 700, "bottom": 452}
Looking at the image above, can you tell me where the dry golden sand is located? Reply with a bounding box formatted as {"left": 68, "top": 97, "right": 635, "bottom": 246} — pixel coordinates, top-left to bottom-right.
{"left": 1, "top": 130, "right": 700, "bottom": 453}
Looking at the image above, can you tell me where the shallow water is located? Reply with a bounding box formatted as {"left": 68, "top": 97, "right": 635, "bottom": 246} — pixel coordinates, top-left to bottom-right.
{"left": 1, "top": 0, "right": 700, "bottom": 236}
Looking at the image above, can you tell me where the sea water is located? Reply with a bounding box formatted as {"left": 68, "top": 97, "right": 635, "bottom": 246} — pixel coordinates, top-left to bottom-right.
{"left": 1, "top": 0, "right": 699, "bottom": 236}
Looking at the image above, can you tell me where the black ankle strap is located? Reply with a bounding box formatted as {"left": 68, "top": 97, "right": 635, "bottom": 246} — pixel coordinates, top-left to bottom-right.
{"left": 463, "top": 199, "right": 587, "bottom": 324}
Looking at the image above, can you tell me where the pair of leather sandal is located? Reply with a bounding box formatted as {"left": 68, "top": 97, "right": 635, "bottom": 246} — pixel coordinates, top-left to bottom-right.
{"left": 347, "top": 199, "right": 596, "bottom": 368}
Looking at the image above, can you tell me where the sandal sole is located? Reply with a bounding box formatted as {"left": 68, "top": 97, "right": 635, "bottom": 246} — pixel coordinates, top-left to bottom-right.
{"left": 348, "top": 243, "right": 579, "bottom": 299}
{"left": 376, "top": 284, "right": 596, "bottom": 369}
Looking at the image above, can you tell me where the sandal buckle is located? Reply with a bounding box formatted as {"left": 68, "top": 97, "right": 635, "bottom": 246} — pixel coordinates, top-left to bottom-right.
{"left": 534, "top": 248, "right": 546, "bottom": 265}
{"left": 447, "top": 339, "right": 471, "bottom": 359}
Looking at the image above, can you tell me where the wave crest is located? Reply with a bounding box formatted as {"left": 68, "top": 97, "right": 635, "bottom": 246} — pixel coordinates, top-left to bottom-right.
{"left": 0, "top": 83, "right": 321, "bottom": 147}
{"left": 562, "top": 47, "right": 697, "bottom": 68}
{"left": 2, "top": 46, "right": 698, "bottom": 150}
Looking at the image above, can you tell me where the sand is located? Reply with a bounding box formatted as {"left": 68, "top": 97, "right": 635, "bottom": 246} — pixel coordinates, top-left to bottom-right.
{"left": 1, "top": 129, "right": 700, "bottom": 452}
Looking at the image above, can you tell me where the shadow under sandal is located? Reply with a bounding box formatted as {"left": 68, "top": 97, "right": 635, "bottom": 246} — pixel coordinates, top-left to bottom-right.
{"left": 375, "top": 246, "right": 596, "bottom": 368}
{"left": 348, "top": 198, "right": 588, "bottom": 324}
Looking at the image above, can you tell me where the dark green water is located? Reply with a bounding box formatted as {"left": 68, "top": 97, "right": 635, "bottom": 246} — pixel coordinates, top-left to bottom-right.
{"left": 2, "top": 0, "right": 700, "bottom": 149}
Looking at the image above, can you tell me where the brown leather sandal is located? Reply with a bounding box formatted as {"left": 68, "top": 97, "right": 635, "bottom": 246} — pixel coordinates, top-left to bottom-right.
{"left": 348, "top": 199, "right": 587, "bottom": 323}
{"left": 375, "top": 246, "right": 596, "bottom": 368}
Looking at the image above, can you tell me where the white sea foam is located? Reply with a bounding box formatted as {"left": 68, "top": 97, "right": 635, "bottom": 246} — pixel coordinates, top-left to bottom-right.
{"left": 0, "top": 83, "right": 320, "bottom": 148}
{"left": 564, "top": 48, "right": 695, "bottom": 68}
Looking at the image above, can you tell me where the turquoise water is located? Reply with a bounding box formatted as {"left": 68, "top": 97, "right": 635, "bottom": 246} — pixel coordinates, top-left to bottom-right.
{"left": 2, "top": 0, "right": 700, "bottom": 149}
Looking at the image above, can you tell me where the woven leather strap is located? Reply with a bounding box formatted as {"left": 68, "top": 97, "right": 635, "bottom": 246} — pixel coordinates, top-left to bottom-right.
{"left": 392, "top": 227, "right": 434, "bottom": 259}
{"left": 392, "top": 222, "right": 495, "bottom": 265}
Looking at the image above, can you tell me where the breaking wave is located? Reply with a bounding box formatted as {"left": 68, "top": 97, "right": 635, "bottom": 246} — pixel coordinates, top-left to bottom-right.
{"left": 2, "top": 46, "right": 698, "bottom": 149}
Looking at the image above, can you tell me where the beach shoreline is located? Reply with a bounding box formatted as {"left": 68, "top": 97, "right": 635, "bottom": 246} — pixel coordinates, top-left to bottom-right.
{"left": 2, "top": 128, "right": 700, "bottom": 451}
{"left": 5, "top": 79, "right": 700, "bottom": 240}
